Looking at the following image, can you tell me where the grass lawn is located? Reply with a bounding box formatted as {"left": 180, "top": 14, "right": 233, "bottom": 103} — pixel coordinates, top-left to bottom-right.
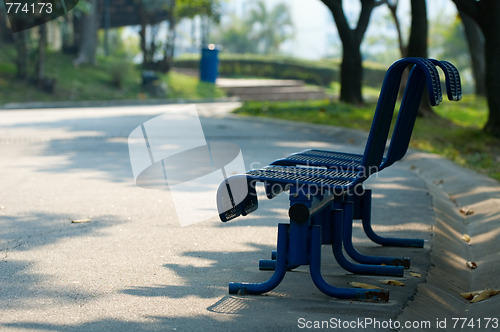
{"left": 0, "top": 48, "right": 225, "bottom": 105}
{"left": 234, "top": 97, "right": 500, "bottom": 182}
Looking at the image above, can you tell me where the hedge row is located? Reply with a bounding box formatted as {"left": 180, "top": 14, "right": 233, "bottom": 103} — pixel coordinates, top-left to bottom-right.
{"left": 174, "top": 55, "right": 387, "bottom": 87}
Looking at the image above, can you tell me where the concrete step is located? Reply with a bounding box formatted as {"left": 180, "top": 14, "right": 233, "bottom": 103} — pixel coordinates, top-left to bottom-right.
{"left": 224, "top": 85, "right": 314, "bottom": 95}
{"left": 216, "top": 78, "right": 330, "bottom": 101}
{"left": 216, "top": 78, "right": 305, "bottom": 88}
{"left": 232, "top": 88, "right": 328, "bottom": 101}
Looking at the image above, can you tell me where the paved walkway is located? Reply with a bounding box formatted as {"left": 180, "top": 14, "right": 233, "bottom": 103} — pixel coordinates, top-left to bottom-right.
{"left": 0, "top": 102, "right": 499, "bottom": 331}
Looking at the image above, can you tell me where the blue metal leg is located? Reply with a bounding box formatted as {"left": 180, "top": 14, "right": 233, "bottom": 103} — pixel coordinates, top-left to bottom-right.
{"left": 331, "top": 209, "right": 405, "bottom": 277}
{"left": 229, "top": 223, "right": 289, "bottom": 295}
{"left": 259, "top": 218, "right": 307, "bottom": 271}
{"left": 258, "top": 259, "right": 300, "bottom": 271}
{"left": 258, "top": 259, "right": 278, "bottom": 271}
{"left": 358, "top": 190, "right": 425, "bottom": 248}
{"left": 342, "top": 201, "right": 411, "bottom": 268}
{"left": 309, "top": 225, "right": 389, "bottom": 302}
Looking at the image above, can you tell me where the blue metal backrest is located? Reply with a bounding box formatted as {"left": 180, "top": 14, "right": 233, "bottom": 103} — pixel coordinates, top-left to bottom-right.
{"left": 215, "top": 58, "right": 459, "bottom": 223}
{"left": 359, "top": 58, "right": 442, "bottom": 177}
{"left": 382, "top": 67, "right": 427, "bottom": 168}
{"left": 382, "top": 59, "right": 461, "bottom": 169}
{"left": 431, "top": 60, "right": 462, "bottom": 102}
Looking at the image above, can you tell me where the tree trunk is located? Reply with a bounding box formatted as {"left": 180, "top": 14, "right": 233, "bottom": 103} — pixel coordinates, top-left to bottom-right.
{"left": 386, "top": 0, "right": 407, "bottom": 57}
{"left": 36, "top": 24, "right": 47, "bottom": 82}
{"left": 321, "top": 0, "right": 378, "bottom": 105}
{"left": 139, "top": 24, "right": 149, "bottom": 65}
{"left": 482, "top": 22, "right": 500, "bottom": 136}
{"left": 407, "top": 0, "right": 427, "bottom": 58}
{"left": 453, "top": 0, "right": 500, "bottom": 136}
{"left": 13, "top": 31, "right": 28, "bottom": 80}
{"left": 0, "top": 8, "right": 13, "bottom": 43}
{"left": 406, "top": 0, "right": 435, "bottom": 117}
{"left": 66, "top": 13, "right": 82, "bottom": 54}
{"left": 163, "top": 0, "right": 176, "bottom": 73}
{"left": 138, "top": 3, "right": 154, "bottom": 68}
{"left": 62, "top": 13, "right": 79, "bottom": 54}
{"left": 35, "top": 24, "right": 55, "bottom": 93}
{"left": 149, "top": 25, "right": 157, "bottom": 63}
{"left": 459, "top": 10, "right": 486, "bottom": 97}
{"left": 73, "top": 0, "right": 99, "bottom": 66}
{"left": 340, "top": 38, "right": 363, "bottom": 104}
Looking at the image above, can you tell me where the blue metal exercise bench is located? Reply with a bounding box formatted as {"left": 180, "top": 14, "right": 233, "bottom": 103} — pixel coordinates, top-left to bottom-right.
{"left": 216, "top": 58, "right": 461, "bottom": 302}
{"left": 272, "top": 59, "right": 461, "bottom": 249}
{"left": 258, "top": 58, "right": 462, "bottom": 274}
{"left": 261, "top": 59, "right": 462, "bottom": 274}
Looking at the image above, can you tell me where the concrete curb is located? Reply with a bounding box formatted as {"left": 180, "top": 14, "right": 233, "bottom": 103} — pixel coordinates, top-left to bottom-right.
{"left": 398, "top": 152, "right": 500, "bottom": 328}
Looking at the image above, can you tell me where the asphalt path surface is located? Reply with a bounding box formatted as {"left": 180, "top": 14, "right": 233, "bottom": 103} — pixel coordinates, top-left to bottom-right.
{"left": 0, "top": 103, "right": 442, "bottom": 331}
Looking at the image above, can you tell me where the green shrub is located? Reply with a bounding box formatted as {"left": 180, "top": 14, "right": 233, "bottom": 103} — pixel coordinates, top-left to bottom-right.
{"left": 174, "top": 54, "right": 387, "bottom": 87}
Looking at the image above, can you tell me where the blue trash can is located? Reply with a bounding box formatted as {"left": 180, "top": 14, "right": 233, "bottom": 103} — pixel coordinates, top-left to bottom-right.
{"left": 200, "top": 44, "right": 220, "bottom": 83}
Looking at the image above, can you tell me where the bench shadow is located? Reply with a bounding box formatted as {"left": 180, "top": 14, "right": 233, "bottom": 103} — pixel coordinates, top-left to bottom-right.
{"left": 121, "top": 241, "right": 276, "bottom": 299}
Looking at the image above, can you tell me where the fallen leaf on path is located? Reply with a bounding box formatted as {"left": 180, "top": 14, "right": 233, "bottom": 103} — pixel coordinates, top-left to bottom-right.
{"left": 349, "top": 282, "right": 383, "bottom": 290}
{"left": 460, "top": 289, "right": 500, "bottom": 303}
{"left": 380, "top": 280, "right": 405, "bottom": 287}
{"left": 462, "top": 234, "right": 471, "bottom": 243}
{"left": 460, "top": 290, "right": 480, "bottom": 300}
{"left": 466, "top": 261, "right": 478, "bottom": 269}
{"left": 71, "top": 219, "right": 91, "bottom": 224}
{"left": 460, "top": 207, "right": 474, "bottom": 216}
{"left": 410, "top": 272, "right": 422, "bottom": 278}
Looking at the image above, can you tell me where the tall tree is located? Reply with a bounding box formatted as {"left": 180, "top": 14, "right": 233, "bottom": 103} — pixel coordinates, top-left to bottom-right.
{"left": 34, "top": 24, "right": 56, "bottom": 93}
{"left": 180, "top": 0, "right": 220, "bottom": 47}
{"left": 136, "top": 0, "right": 218, "bottom": 71}
{"left": 247, "top": 1, "right": 293, "bottom": 54}
{"left": 385, "top": 0, "right": 433, "bottom": 116}
{"left": 453, "top": 0, "right": 500, "bottom": 136}
{"left": 0, "top": 4, "right": 13, "bottom": 43}
{"left": 215, "top": 1, "right": 292, "bottom": 55}
{"left": 217, "top": 15, "right": 257, "bottom": 54}
{"left": 137, "top": 0, "right": 169, "bottom": 70}
{"left": 73, "top": 0, "right": 99, "bottom": 66}
{"left": 12, "top": 31, "right": 28, "bottom": 79}
{"left": 458, "top": 10, "right": 486, "bottom": 97}
{"left": 385, "top": 0, "right": 406, "bottom": 57}
{"left": 35, "top": 24, "right": 47, "bottom": 83}
{"left": 406, "top": 0, "right": 427, "bottom": 59}
{"left": 321, "top": 0, "right": 383, "bottom": 104}
{"left": 406, "top": 0, "right": 434, "bottom": 117}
